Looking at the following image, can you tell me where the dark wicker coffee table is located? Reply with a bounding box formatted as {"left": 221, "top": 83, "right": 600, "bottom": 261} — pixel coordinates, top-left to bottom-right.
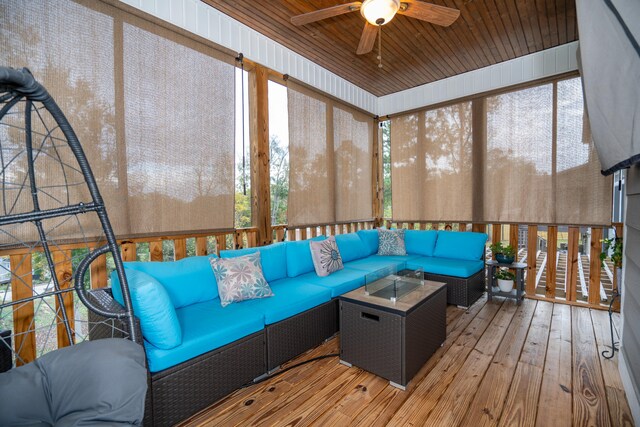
{"left": 338, "top": 272, "right": 446, "bottom": 390}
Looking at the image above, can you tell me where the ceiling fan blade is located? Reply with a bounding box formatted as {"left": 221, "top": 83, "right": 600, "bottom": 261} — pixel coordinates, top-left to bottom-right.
{"left": 291, "top": 2, "right": 362, "bottom": 26}
{"left": 398, "top": 0, "right": 460, "bottom": 27}
{"left": 357, "top": 22, "right": 378, "bottom": 55}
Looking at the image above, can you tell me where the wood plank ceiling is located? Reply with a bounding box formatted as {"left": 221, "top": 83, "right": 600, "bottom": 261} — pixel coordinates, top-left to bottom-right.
{"left": 202, "top": 0, "right": 578, "bottom": 97}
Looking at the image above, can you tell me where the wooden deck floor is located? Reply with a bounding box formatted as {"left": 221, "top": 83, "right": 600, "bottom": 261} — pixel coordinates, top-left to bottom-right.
{"left": 180, "top": 297, "right": 634, "bottom": 427}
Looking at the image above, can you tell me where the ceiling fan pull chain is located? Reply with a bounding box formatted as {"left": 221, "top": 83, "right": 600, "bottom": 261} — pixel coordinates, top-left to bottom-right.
{"left": 377, "top": 25, "right": 383, "bottom": 68}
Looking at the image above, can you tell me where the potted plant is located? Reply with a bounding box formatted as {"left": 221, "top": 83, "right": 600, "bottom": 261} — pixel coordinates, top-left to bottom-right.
{"left": 600, "top": 235, "right": 623, "bottom": 290}
{"left": 495, "top": 268, "right": 515, "bottom": 292}
{"left": 490, "top": 242, "right": 516, "bottom": 264}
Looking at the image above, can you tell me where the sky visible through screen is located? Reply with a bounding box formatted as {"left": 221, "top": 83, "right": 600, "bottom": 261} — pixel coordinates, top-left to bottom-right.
{"left": 234, "top": 70, "right": 289, "bottom": 180}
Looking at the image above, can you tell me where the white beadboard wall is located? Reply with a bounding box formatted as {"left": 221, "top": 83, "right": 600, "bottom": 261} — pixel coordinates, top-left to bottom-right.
{"left": 377, "top": 41, "right": 580, "bottom": 116}
{"left": 118, "top": 0, "right": 378, "bottom": 114}
{"left": 118, "top": 0, "right": 578, "bottom": 117}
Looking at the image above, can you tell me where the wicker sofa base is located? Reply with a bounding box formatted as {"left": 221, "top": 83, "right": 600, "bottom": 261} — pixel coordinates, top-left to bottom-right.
{"left": 149, "top": 331, "right": 266, "bottom": 427}
{"left": 424, "top": 268, "right": 485, "bottom": 308}
{"left": 266, "top": 299, "right": 338, "bottom": 370}
{"left": 87, "top": 289, "right": 341, "bottom": 426}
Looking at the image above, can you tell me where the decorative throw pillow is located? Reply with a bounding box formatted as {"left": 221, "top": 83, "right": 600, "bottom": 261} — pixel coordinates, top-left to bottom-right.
{"left": 310, "top": 235, "right": 344, "bottom": 277}
{"left": 378, "top": 229, "right": 407, "bottom": 256}
{"left": 209, "top": 252, "right": 274, "bottom": 307}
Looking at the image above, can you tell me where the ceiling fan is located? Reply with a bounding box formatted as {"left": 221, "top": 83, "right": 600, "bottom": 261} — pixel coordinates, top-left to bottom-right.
{"left": 290, "top": 0, "right": 461, "bottom": 57}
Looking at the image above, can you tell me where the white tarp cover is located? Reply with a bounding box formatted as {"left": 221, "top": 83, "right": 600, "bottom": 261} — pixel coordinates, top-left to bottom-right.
{"left": 576, "top": 0, "right": 640, "bottom": 175}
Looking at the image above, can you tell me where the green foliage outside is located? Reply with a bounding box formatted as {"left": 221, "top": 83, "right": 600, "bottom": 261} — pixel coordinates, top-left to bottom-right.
{"left": 270, "top": 135, "right": 289, "bottom": 226}
{"left": 235, "top": 154, "right": 252, "bottom": 229}
{"left": 233, "top": 134, "right": 290, "bottom": 229}
{"left": 601, "top": 236, "right": 623, "bottom": 268}
{"left": 381, "top": 121, "right": 392, "bottom": 219}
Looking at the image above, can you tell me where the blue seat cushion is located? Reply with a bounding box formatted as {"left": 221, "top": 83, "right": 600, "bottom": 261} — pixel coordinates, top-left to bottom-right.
{"left": 406, "top": 256, "right": 484, "bottom": 278}
{"left": 434, "top": 231, "right": 488, "bottom": 261}
{"left": 299, "top": 268, "right": 366, "bottom": 298}
{"left": 405, "top": 230, "right": 438, "bottom": 257}
{"left": 144, "top": 299, "right": 265, "bottom": 373}
{"left": 334, "top": 233, "right": 368, "bottom": 263}
{"left": 256, "top": 278, "right": 332, "bottom": 324}
{"left": 123, "top": 256, "right": 218, "bottom": 309}
{"left": 344, "top": 254, "right": 422, "bottom": 273}
{"left": 285, "top": 236, "right": 325, "bottom": 277}
{"left": 111, "top": 269, "right": 182, "bottom": 350}
{"left": 357, "top": 229, "right": 379, "bottom": 256}
{"left": 220, "top": 242, "right": 287, "bottom": 283}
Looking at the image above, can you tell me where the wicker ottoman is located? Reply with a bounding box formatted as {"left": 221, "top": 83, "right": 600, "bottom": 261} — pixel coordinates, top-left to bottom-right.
{"left": 339, "top": 279, "right": 446, "bottom": 389}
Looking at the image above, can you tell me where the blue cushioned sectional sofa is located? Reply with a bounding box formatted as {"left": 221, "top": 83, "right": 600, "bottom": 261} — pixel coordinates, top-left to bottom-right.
{"left": 89, "top": 229, "right": 487, "bottom": 426}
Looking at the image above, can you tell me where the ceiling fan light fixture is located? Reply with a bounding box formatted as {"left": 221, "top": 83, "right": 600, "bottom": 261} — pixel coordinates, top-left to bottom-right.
{"left": 360, "top": 0, "right": 400, "bottom": 26}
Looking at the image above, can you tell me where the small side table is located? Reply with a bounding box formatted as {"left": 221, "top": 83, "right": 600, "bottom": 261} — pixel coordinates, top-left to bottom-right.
{"left": 486, "top": 260, "right": 527, "bottom": 305}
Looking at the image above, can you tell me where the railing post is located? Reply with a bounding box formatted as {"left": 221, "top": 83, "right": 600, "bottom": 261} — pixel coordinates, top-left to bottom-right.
{"left": 509, "top": 224, "right": 519, "bottom": 252}
{"left": 526, "top": 225, "right": 537, "bottom": 296}
{"left": 546, "top": 226, "right": 558, "bottom": 298}
{"left": 491, "top": 223, "right": 501, "bottom": 260}
{"left": 234, "top": 230, "right": 244, "bottom": 249}
{"left": 121, "top": 241, "right": 136, "bottom": 262}
{"left": 150, "top": 240, "right": 163, "bottom": 262}
{"left": 53, "top": 250, "right": 74, "bottom": 348}
{"left": 174, "top": 238, "right": 187, "bottom": 260}
{"left": 216, "top": 235, "right": 226, "bottom": 254}
{"left": 247, "top": 230, "right": 257, "bottom": 248}
{"left": 566, "top": 227, "right": 580, "bottom": 302}
{"left": 471, "top": 223, "right": 486, "bottom": 233}
{"left": 196, "top": 237, "right": 208, "bottom": 256}
{"left": 10, "top": 254, "right": 36, "bottom": 366}
{"left": 588, "top": 227, "right": 603, "bottom": 305}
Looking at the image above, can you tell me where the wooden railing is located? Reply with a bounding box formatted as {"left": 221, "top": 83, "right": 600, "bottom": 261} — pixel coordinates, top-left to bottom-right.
{"left": 0, "top": 227, "right": 259, "bottom": 365}
{"left": 384, "top": 219, "right": 622, "bottom": 312}
{"left": 2, "top": 219, "right": 622, "bottom": 366}
{"left": 284, "top": 220, "right": 377, "bottom": 241}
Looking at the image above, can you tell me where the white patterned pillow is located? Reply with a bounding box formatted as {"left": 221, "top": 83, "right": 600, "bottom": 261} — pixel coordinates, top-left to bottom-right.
{"left": 209, "top": 252, "right": 273, "bottom": 307}
{"left": 378, "top": 229, "right": 407, "bottom": 256}
{"left": 310, "top": 235, "right": 344, "bottom": 277}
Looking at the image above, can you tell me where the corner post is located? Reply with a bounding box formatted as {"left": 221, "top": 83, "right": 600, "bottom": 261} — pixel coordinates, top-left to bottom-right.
{"left": 249, "top": 64, "right": 272, "bottom": 245}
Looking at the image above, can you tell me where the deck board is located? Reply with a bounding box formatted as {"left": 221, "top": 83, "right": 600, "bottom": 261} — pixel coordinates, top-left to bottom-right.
{"left": 590, "top": 309, "right": 635, "bottom": 426}
{"left": 180, "top": 298, "right": 631, "bottom": 427}
{"left": 572, "top": 307, "right": 612, "bottom": 426}
{"left": 535, "top": 303, "right": 573, "bottom": 427}
{"left": 460, "top": 299, "right": 538, "bottom": 426}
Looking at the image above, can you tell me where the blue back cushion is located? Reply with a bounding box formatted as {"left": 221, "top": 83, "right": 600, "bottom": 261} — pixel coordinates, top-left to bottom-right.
{"left": 335, "top": 233, "right": 368, "bottom": 263}
{"left": 434, "top": 231, "right": 488, "bottom": 261}
{"left": 405, "top": 230, "right": 438, "bottom": 256}
{"left": 220, "top": 242, "right": 287, "bottom": 283}
{"left": 286, "top": 236, "right": 326, "bottom": 278}
{"left": 111, "top": 269, "right": 182, "bottom": 349}
{"left": 123, "top": 256, "right": 218, "bottom": 309}
{"left": 357, "top": 229, "right": 379, "bottom": 256}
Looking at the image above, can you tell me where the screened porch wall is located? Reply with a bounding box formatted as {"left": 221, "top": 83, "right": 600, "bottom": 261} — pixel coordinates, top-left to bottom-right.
{"left": 0, "top": 0, "right": 237, "bottom": 240}
{"left": 287, "top": 81, "right": 375, "bottom": 228}
{"left": 390, "top": 76, "right": 613, "bottom": 227}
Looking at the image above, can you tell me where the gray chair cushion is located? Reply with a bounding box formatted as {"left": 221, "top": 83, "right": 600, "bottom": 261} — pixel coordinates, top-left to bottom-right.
{"left": 0, "top": 338, "right": 147, "bottom": 426}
